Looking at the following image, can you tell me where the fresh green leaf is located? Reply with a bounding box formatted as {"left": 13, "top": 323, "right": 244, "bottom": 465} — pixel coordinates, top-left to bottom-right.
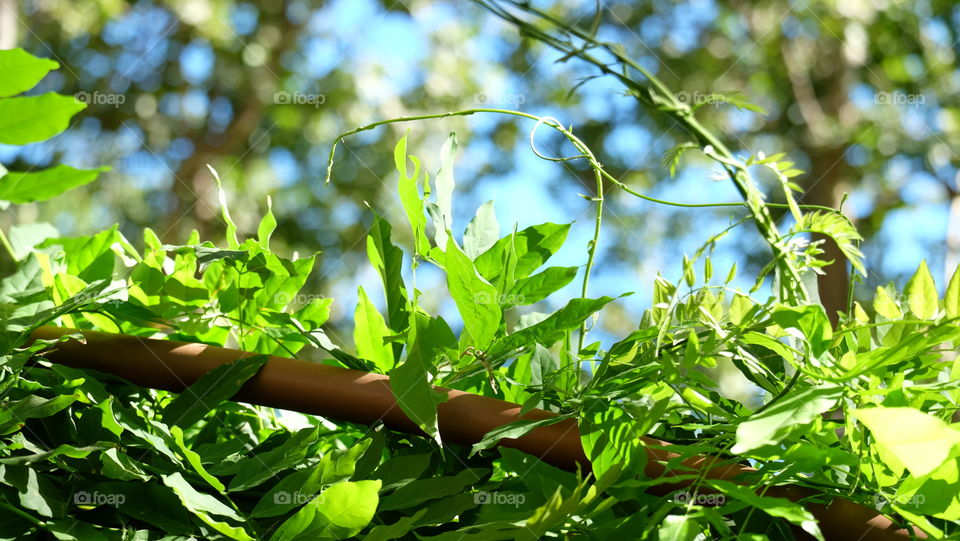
{"left": 257, "top": 196, "right": 277, "bottom": 249}
{"left": 852, "top": 407, "right": 960, "bottom": 477}
{"left": 906, "top": 260, "right": 938, "bottom": 319}
{"left": 162, "top": 354, "right": 269, "bottom": 427}
{"left": 506, "top": 266, "right": 579, "bottom": 306}
{"left": 0, "top": 93, "right": 86, "bottom": 145}
{"left": 947, "top": 265, "right": 960, "bottom": 319}
{"left": 0, "top": 165, "right": 108, "bottom": 204}
{"left": 429, "top": 132, "right": 458, "bottom": 249}
{"left": 0, "top": 48, "right": 60, "bottom": 97}
{"left": 354, "top": 286, "right": 395, "bottom": 372}
{"left": 445, "top": 237, "right": 501, "bottom": 349}
{"left": 733, "top": 386, "right": 842, "bottom": 454}
{"left": 464, "top": 200, "right": 499, "bottom": 259}
{"left": 270, "top": 480, "right": 381, "bottom": 541}
{"left": 488, "top": 296, "right": 621, "bottom": 361}
{"left": 475, "top": 222, "right": 571, "bottom": 285}
{"left": 162, "top": 472, "right": 254, "bottom": 541}
{"left": 470, "top": 416, "right": 570, "bottom": 456}
{"left": 390, "top": 312, "right": 452, "bottom": 444}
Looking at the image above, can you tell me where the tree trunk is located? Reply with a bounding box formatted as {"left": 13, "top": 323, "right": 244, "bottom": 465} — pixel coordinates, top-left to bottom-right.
{"left": 780, "top": 37, "right": 854, "bottom": 326}
{"left": 0, "top": 0, "right": 17, "bottom": 49}
{"left": 804, "top": 147, "right": 850, "bottom": 326}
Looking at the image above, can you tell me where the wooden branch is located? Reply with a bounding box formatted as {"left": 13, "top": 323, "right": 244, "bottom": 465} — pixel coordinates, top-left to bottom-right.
{"left": 29, "top": 327, "right": 923, "bottom": 541}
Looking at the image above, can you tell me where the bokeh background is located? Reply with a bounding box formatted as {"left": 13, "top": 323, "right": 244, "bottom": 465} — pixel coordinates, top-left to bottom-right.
{"left": 2, "top": 0, "right": 958, "bottom": 349}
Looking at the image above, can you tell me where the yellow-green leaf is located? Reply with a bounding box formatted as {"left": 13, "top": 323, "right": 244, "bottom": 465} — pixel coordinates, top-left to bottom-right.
{"left": 0, "top": 48, "right": 59, "bottom": 97}
{"left": 946, "top": 265, "right": 960, "bottom": 319}
{"left": 354, "top": 286, "right": 394, "bottom": 373}
{"left": 906, "top": 260, "right": 938, "bottom": 319}
{"left": 852, "top": 407, "right": 960, "bottom": 477}
{"left": 874, "top": 286, "right": 902, "bottom": 319}
{"left": 0, "top": 93, "right": 86, "bottom": 145}
{"left": 0, "top": 165, "right": 108, "bottom": 203}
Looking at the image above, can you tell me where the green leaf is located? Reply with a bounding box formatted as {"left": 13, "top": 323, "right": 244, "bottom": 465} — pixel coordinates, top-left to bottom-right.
{"left": 100, "top": 448, "right": 151, "bottom": 482}
{"left": 0, "top": 464, "right": 65, "bottom": 518}
{"left": 470, "top": 416, "right": 570, "bottom": 456}
{"left": 395, "top": 134, "right": 431, "bottom": 256}
{"left": 725, "top": 262, "right": 737, "bottom": 283}
{"left": 445, "top": 237, "right": 501, "bottom": 348}
{"left": 488, "top": 296, "right": 621, "bottom": 361}
{"left": 390, "top": 313, "right": 452, "bottom": 444}
{"left": 705, "top": 480, "right": 823, "bottom": 540}
{"left": 947, "top": 265, "right": 960, "bottom": 319}
{"left": 0, "top": 48, "right": 60, "bottom": 97}
{"left": 895, "top": 456, "right": 960, "bottom": 520}
{"left": 378, "top": 468, "right": 486, "bottom": 511}
{"left": 661, "top": 143, "right": 697, "bottom": 177}
{"left": 162, "top": 472, "right": 254, "bottom": 541}
{"left": 464, "top": 200, "right": 499, "bottom": 259}
{"left": 906, "top": 260, "right": 938, "bottom": 319}
{"left": 0, "top": 165, "right": 108, "bottom": 204}
{"left": 874, "top": 285, "right": 902, "bottom": 319}
{"left": 270, "top": 480, "right": 382, "bottom": 541}
{"left": 732, "top": 385, "right": 842, "bottom": 454}
{"left": 793, "top": 211, "right": 866, "bottom": 276}
{"left": 0, "top": 93, "right": 86, "bottom": 145}
{"left": 475, "top": 222, "right": 571, "bottom": 285}
{"left": 250, "top": 439, "right": 372, "bottom": 518}
{"left": 366, "top": 214, "right": 409, "bottom": 342}
{"left": 7, "top": 222, "right": 58, "bottom": 260}
{"left": 85, "top": 481, "right": 190, "bottom": 532}
{"left": 361, "top": 513, "right": 425, "bottom": 541}
{"left": 506, "top": 266, "right": 579, "bottom": 306}
{"left": 0, "top": 393, "right": 80, "bottom": 434}
{"left": 429, "top": 131, "right": 458, "bottom": 249}
{"left": 354, "top": 286, "right": 395, "bottom": 372}
{"left": 208, "top": 164, "right": 239, "bottom": 249}
{"left": 770, "top": 304, "right": 833, "bottom": 357}
{"left": 251, "top": 467, "right": 324, "bottom": 518}
{"left": 46, "top": 518, "right": 109, "bottom": 541}
{"left": 257, "top": 195, "right": 277, "bottom": 249}
{"left": 852, "top": 407, "right": 960, "bottom": 477}
{"left": 657, "top": 515, "right": 704, "bottom": 541}
{"left": 226, "top": 427, "right": 320, "bottom": 491}
{"left": 580, "top": 398, "right": 651, "bottom": 478}
{"left": 170, "top": 426, "right": 225, "bottom": 492}
{"left": 682, "top": 254, "right": 695, "bottom": 287}
{"left": 162, "top": 354, "right": 269, "bottom": 427}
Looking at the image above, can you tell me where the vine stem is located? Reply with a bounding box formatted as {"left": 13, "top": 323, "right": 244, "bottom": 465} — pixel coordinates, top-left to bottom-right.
{"left": 0, "top": 227, "right": 16, "bottom": 261}
{"left": 475, "top": 0, "right": 811, "bottom": 306}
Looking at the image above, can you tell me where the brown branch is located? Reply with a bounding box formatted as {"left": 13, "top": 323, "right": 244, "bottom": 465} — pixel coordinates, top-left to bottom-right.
{"left": 29, "top": 326, "right": 924, "bottom": 541}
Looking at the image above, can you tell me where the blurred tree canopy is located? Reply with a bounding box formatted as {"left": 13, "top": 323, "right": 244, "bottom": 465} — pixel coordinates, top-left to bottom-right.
{"left": 3, "top": 0, "right": 958, "bottom": 336}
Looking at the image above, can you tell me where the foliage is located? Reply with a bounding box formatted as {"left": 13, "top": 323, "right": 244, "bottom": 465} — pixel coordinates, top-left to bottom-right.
{"left": 0, "top": 48, "right": 107, "bottom": 259}
{"left": 2, "top": 7, "right": 960, "bottom": 541}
